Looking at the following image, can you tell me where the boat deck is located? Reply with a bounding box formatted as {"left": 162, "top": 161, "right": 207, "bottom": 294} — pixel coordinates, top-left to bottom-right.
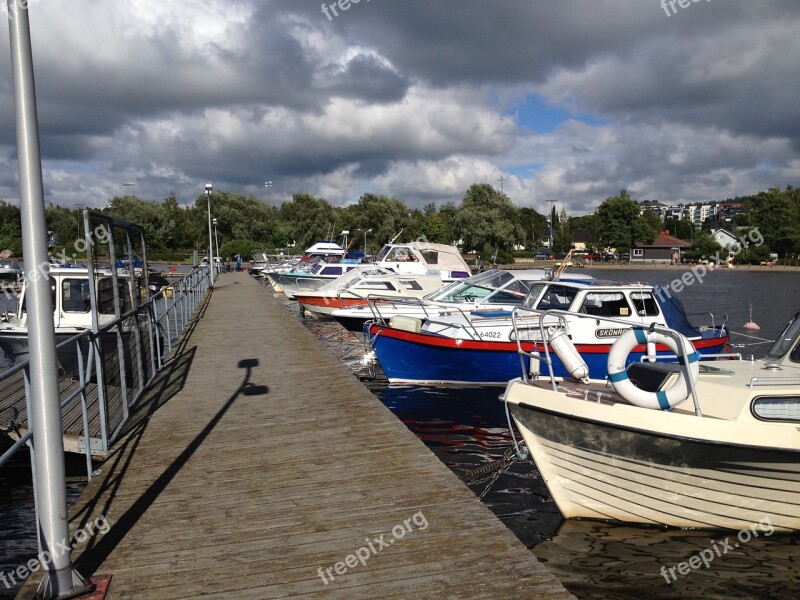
{"left": 18, "top": 271, "right": 573, "bottom": 599}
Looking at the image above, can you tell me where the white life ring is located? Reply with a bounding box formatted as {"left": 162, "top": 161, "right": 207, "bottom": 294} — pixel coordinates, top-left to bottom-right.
{"left": 607, "top": 327, "right": 700, "bottom": 410}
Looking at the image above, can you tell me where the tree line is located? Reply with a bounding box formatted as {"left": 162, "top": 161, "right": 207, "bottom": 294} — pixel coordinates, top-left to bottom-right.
{"left": 0, "top": 184, "right": 797, "bottom": 263}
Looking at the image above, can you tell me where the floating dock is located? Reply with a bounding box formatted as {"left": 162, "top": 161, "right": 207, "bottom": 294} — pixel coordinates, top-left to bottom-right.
{"left": 19, "top": 271, "right": 573, "bottom": 599}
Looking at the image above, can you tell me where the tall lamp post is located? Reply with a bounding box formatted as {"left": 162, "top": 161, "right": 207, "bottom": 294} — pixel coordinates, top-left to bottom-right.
{"left": 265, "top": 180, "right": 272, "bottom": 203}
{"left": 205, "top": 183, "right": 214, "bottom": 286}
{"left": 357, "top": 228, "right": 372, "bottom": 255}
{"left": 212, "top": 218, "right": 220, "bottom": 274}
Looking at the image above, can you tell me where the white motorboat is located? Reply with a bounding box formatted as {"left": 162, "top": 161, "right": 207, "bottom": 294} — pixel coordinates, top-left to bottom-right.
{"left": 292, "top": 267, "right": 445, "bottom": 317}
{"left": 270, "top": 240, "right": 471, "bottom": 297}
{"left": 366, "top": 278, "right": 728, "bottom": 385}
{"left": 331, "top": 268, "right": 560, "bottom": 336}
{"left": 0, "top": 260, "right": 22, "bottom": 284}
{"left": 502, "top": 308, "right": 800, "bottom": 531}
{"left": 0, "top": 266, "right": 136, "bottom": 373}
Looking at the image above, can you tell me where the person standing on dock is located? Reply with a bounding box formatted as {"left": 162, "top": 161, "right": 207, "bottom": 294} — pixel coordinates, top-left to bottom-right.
{"left": 236, "top": 254, "right": 242, "bottom": 272}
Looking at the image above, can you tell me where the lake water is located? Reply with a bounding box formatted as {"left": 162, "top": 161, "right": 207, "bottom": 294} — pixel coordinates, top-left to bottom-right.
{"left": 2, "top": 268, "right": 799, "bottom": 598}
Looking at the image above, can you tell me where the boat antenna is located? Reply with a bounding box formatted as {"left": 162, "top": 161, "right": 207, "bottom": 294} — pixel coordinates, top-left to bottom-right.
{"left": 389, "top": 230, "right": 403, "bottom": 244}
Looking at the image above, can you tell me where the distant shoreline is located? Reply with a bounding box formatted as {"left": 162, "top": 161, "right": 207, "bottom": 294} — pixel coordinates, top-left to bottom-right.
{"left": 507, "top": 260, "right": 800, "bottom": 272}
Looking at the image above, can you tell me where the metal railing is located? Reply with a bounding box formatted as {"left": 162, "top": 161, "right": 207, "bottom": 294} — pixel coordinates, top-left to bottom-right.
{"left": 0, "top": 265, "right": 211, "bottom": 481}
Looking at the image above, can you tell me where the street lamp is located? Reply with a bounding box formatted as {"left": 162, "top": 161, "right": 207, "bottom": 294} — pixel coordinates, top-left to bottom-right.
{"left": 205, "top": 183, "right": 214, "bottom": 286}
{"left": 265, "top": 180, "right": 272, "bottom": 203}
{"left": 358, "top": 228, "right": 372, "bottom": 254}
{"left": 212, "top": 218, "right": 220, "bottom": 274}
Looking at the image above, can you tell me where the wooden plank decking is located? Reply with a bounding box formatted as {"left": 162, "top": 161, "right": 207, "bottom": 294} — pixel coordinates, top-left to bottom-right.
{"left": 22, "top": 271, "right": 573, "bottom": 599}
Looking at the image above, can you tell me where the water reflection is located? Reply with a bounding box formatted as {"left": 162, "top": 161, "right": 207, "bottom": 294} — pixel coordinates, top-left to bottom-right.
{"left": 534, "top": 520, "right": 800, "bottom": 599}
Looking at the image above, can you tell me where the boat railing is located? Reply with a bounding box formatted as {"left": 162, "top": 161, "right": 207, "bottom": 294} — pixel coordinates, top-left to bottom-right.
{"left": 409, "top": 306, "right": 486, "bottom": 340}
{"left": 365, "top": 295, "right": 447, "bottom": 325}
{"left": 0, "top": 265, "right": 211, "bottom": 481}
{"left": 686, "top": 311, "right": 729, "bottom": 336}
{"left": 640, "top": 351, "right": 743, "bottom": 362}
{"left": 510, "top": 307, "right": 704, "bottom": 416}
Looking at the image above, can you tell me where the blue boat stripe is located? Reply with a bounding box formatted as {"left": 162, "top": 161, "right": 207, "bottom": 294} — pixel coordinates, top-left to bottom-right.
{"left": 633, "top": 328, "right": 648, "bottom": 344}
{"left": 656, "top": 391, "right": 670, "bottom": 410}
{"left": 608, "top": 371, "right": 628, "bottom": 383}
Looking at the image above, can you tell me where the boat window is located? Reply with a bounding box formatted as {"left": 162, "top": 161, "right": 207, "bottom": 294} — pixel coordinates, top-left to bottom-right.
{"left": 419, "top": 250, "right": 438, "bottom": 265}
{"left": 522, "top": 283, "right": 549, "bottom": 309}
{"left": 320, "top": 266, "right": 343, "bottom": 276}
{"left": 752, "top": 396, "right": 800, "bottom": 422}
{"left": 383, "top": 247, "right": 416, "bottom": 262}
{"left": 766, "top": 312, "right": 800, "bottom": 360}
{"left": 399, "top": 280, "right": 424, "bottom": 291}
{"left": 21, "top": 281, "right": 56, "bottom": 314}
{"left": 353, "top": 280, "right": 396, "bottom": 291}
{"left": 438, "top": 284, "right": 493, "bottom": 303}
{"left": 498, "top": 279, "right": 532, "bottom": 300}
{"left": 62, "top": 279, "right": 91, "bottom": 313}
{"left": 532, "top": 285, "right": 579, "bottom": 311}
{"left": 629, "top": 291, "right": 659, "bottom": 316}
{"left": 485, "top": 290, "right": 528, "bottom": 304}
{"left": 97, "top": 278, "right": 132, "bottom": 315}
{"left": 579, "top": 292, "right": 631, "bottom": 317}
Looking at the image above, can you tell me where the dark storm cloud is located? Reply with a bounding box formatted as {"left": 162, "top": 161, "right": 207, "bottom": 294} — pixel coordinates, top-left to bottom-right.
{"left": 0, "top": 0, "right": 798, "bottom": 210}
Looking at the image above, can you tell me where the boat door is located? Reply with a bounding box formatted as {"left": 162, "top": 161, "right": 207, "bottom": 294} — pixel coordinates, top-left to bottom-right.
{"left": 57, "top": 276, "right": 93, "bottom": 329}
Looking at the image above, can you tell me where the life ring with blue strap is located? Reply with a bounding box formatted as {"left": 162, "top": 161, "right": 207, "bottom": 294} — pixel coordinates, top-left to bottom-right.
{"left": 607, "top": 327, "right": 700, "bottom": 410}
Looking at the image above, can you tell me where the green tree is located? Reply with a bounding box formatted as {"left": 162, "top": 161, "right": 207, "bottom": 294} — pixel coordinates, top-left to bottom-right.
{"left": 518, "top": 207, "right": 548, "bottom": 250}
{"left": 453, "top": 184, "right": 521, "bottom": 257}
{"left": 743, "top": 188, "right": 800, "bottom": 257}
{"left": 684, "top": 230, "right": 722, "bottom": 262}
{"left": 664, "top": 217, "right": 693, "bottom": 240}
{"left": 276, "top": 193, "right": 337, "bottom": 250}
{"left": 594, "top": 190, "right": 657, "bottom": 252}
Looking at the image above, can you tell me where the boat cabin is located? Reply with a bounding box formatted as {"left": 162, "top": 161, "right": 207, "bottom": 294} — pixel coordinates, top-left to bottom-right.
{"left": 373, "top": 242, "right": 471, "bottom": 281}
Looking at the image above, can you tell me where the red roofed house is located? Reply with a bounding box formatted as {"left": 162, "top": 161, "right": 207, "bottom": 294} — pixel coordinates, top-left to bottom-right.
{"left": 630, "top": 230, "right": 691, "bottom": 264}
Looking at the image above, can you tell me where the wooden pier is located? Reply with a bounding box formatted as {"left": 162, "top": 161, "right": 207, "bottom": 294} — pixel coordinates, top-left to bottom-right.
{"left": 19, "top": 271, "right": 573, "bottom": 599}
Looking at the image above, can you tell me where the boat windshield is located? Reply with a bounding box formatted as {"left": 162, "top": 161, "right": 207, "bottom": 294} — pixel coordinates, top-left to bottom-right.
{"left": 427, "top": 270, "right": 516, "bottom": 303}
{"left": 374, "top": 245, "right": 392, "bottom": 262}
{"left": 766, "top": 311, "right": 800, "bottom": 360}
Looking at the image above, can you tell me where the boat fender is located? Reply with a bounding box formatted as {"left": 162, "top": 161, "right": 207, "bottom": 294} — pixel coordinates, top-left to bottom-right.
{"left": 549, "top": 327, "right": 590, "bottom": 383}
{"left": 607, "top": 328, "right": 699, "bottom": 409}
{"left": 390, "top": 315, "right": 422, "bottom": 333}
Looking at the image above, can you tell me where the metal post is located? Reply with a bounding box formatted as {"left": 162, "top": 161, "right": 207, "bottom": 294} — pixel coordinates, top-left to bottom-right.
{"left": 7, "top": 3, "right": 93, "bottom": 597}
{"left": 212, "top": 218, "right": 220, "bottom": 275}
{"left": 205, "top": 183, "right": 214, "bottom": 287}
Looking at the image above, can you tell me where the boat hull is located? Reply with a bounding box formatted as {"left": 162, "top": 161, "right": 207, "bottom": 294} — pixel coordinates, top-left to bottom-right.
{"left": 294, "top": 295, "right": 368, "bottom": 316}
{"left": 507, "top": 385, "right": 800, "bottom": 530}
{"left": 368, "top": 325, "right": 729, "bottom": 385}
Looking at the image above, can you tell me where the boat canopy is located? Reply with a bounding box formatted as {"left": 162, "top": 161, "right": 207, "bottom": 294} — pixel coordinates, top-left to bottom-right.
{"left": 374, "top": 242, "right": 470, "bottom": 273}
